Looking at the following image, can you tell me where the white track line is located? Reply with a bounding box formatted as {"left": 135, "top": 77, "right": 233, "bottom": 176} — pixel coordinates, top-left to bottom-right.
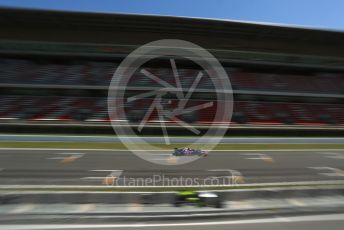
{"left": 75, "top": 204, "right": 96, "bottom": 213}
{"left": 242, "top": 153, "right": 273, "bottom": 159}
{"left": 90, "top": 170, "right": 123, "bottom": 172}
{"left": 309, "top": 167, "right": 344, "bottom": 177}
{"left": 1, "top": 213, "right": 344, "bottom": 229}
{"left": 9, "top": 204, "right": 35, "bottom": 214}
{"left": 320, "top": 152, "right": 344, "bottom": 159}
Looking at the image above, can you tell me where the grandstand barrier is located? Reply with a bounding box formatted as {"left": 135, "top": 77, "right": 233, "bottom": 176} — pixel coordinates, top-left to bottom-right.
{"left": 1, "top": 121, "right": 344, "bottom": 136}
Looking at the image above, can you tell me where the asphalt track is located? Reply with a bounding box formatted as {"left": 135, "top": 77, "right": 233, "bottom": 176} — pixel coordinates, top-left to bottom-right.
{"left": 1, "top": 213, "right": 344, "bottom": 230}
{"left": 0, "top": 148, "right": 343, "bottom": 186}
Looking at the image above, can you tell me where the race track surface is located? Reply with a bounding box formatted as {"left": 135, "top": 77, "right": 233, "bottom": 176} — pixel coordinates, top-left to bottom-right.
{"left": 1, "top": 213, "right": 344, "bottom": 230}
{"left": 0, "top": 148, "right": 343, "bottom": 186}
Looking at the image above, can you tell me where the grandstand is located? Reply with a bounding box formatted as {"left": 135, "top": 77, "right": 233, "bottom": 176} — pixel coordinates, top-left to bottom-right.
{"left": 0, "top": 7, "right": 343, "bottom": 135}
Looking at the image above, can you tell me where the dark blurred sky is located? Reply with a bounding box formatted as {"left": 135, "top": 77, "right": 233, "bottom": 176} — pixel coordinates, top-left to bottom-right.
{"left": 0, "top": 0, "right": 343, "bottom": 31}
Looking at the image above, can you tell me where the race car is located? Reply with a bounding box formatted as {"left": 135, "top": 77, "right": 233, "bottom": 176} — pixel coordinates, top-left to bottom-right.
{"left": 174, "top": 190, "right": 222, "bottom": 208}
{"left": 172, "top": 148, "right": 208, "bottom": 157}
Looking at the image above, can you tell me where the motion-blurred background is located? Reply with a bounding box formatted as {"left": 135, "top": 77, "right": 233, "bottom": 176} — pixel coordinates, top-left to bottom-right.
{"left": 0, "top": 2, "right": 344, "bottom": 229}
{"left": 0, "top": 7, "right": 343, "bottom": 136}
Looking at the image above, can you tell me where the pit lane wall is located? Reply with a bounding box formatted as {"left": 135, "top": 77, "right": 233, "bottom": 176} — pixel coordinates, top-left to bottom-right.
{"left": 1, "top": 121, "right": 344, "bottom": 137}
{"left": 1, "top": 186, "right": 344, "bottom": 204}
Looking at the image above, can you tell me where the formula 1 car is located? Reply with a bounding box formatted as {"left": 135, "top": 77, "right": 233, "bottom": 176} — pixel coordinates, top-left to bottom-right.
{"left": 172, "top": 148, "right": 208, "bottom": 157}
{"left": 174, "top": 190, "right": 222, "bottom": 208}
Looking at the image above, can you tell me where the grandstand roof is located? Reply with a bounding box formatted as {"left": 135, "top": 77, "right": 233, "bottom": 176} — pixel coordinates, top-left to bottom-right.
{"left": 0, "top": 7, "right": 343, "bottom": 69}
